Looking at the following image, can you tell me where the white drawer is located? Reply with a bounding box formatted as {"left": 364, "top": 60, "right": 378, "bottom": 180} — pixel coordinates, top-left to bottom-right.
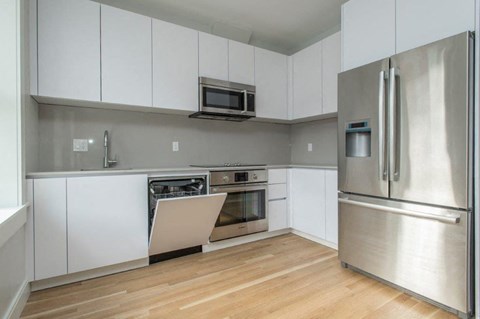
{"left": 268, "top": 169, "right": 287, "bottom": 184}
{"left": 268, "top": 199, "right": 288, "bottom": 231}
{"left": 268, "top": 183, "right": 287, "bottom": 200}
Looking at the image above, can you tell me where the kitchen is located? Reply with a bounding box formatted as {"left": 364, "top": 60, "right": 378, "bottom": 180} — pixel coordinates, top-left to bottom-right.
{"left": 0, "top": 0, "right": 479, "bottom": 318}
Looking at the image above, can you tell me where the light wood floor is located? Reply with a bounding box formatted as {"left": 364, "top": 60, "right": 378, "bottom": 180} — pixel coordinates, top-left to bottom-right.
{"left": 21, "top": 234, "right": 457, "bottom": 319}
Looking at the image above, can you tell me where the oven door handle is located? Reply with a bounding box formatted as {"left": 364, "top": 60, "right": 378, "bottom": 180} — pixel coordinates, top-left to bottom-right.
{"left": 210, "top": 184, "right": 267, "bottom": 193}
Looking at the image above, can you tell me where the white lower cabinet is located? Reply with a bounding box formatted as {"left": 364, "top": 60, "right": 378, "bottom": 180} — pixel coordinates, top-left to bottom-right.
{"left": 33, "top": 178, "right": 67, "bottom": 280}
{"left": 290, "top": 169, "right": 326, "bottom": 239}
{"left": 289, "top": 168, "right": 338, "bottom": 246}
{"left": 268, "top": 200, "right": 288, "bottom": 232}
{"left": 268, "top": 169, "right": 289, "bottom": 232}
{"left": 29, "top": 174, "right": 149, "bottom": 281}
{"left": 325, "top": 170, "right": 338, "bottom": 245}
{"left": 67, "top": 175, "right": 148, "bottom": 273}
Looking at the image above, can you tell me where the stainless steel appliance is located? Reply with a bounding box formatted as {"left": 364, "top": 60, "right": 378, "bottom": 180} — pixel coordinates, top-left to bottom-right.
{"left": 148, "top": 175, "right": 207, "bottom": 234}
{"left": 337, "top": 32, "right": 474, "bottom": 317}
{"left": 189, "top": 77, "right": 256, "bottom": 121}
{"left": 148, "top": 175, "right": 226, "bottom": 263}
{"left": 209, "top": 169, "right": 268, "bottom": 241}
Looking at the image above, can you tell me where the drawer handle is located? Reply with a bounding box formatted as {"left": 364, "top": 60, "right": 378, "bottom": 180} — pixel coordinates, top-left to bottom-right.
{"left": 338, "top": 198, "right": 460, "bottom": 224}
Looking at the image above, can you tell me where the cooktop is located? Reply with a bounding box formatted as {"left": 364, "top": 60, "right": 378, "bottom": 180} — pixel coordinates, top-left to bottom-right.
{"left": 190, "top": 163, "right": 267, "bottom": 168}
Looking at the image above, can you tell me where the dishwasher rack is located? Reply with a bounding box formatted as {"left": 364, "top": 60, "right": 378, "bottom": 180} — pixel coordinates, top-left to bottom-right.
{"left": 148, "top": 175, "right": 208, "bottom": 235}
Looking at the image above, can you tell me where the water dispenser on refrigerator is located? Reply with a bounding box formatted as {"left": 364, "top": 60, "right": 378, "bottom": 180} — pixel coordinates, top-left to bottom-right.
{"left": 345, "top": 120, "right": 371, "bottom": 157}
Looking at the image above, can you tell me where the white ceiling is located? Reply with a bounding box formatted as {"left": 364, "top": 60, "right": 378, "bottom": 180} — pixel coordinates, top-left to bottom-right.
{"left": 93, "top": 0, "right": 347, "bottom": 55}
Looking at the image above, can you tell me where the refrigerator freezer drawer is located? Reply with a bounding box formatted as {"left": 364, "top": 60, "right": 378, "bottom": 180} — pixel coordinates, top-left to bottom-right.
{"left": 339, "top": 195, "right": 469, "bottom": 313}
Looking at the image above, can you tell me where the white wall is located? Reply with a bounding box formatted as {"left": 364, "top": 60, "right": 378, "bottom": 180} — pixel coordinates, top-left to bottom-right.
{"left": 475, "top": 1, "right": 479, "bottom": 317}
{"left": 0, "top": 228, "right": 27, "bottom": 318}
{"left": 0, "top": 0, "right": 29, "bottom": 318}
{"left": 0, "top": 0, "right": 22, "bottom": 207}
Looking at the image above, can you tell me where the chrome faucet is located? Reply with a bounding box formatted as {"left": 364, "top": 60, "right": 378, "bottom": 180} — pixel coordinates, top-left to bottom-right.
{"left": 103, "top": 130, "right": 118, "bottom": 168}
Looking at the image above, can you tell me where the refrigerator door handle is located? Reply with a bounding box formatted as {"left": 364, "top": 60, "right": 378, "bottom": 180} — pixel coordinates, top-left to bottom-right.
{"left": 378, "top": 70, "right": 387, "bottom": 180}
{"left": 388, "top": 67, "right": 400, "bottom": 181}
{"left": 338, "top": 198, "right": 460, "bottom": 224}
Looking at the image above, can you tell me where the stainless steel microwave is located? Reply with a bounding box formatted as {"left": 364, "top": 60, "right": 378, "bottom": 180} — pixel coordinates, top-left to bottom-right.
{"left": 189, "top": 77, "right": 256, "bottom": 121}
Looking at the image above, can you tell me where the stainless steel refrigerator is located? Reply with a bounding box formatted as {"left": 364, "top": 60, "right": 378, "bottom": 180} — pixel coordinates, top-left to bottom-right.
{"left": 337, "top": 32, "right": 474, "bottom": 317}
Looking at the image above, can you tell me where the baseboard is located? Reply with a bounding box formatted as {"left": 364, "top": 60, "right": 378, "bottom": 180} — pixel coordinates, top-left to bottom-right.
{"left": 31, "top": 258, "right": 148, "bottom": 292}
{"left": 5, "top": 280, "right": 30, "bottom": 319}
{"left": 291, "top": 230, "right": 338, "bottom": 250}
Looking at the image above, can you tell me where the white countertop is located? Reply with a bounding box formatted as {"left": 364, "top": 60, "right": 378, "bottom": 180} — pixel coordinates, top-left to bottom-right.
{"left": 26, "top": 164, "right": 337, "bottom": 179}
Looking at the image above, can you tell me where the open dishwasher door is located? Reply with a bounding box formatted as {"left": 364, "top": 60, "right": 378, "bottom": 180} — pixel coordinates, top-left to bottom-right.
{"left": 149, "top": 193, "right": 227, "bottom": 256}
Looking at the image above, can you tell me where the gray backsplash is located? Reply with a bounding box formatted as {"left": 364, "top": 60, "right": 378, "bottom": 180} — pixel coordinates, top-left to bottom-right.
{"left": 37, "top": 104, "right": 292, "bottom": 171}
{"left": 34, "top": 104, "right": 338, "bottom": 172}
{"left": 290, "top": 118, "right": 338, "bottom": 166}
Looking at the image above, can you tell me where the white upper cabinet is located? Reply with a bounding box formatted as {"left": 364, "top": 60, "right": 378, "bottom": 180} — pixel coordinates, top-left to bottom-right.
{"left": 67, "top": 175, "right": 148, "bottom": 274}
{"left": 322, "top": 32, "right": 341, "bottom": 114}
{"left": 101, "top": 5, "right": 152, "bottom": 107}
{"left": 152, "top": 19, "right": 198, "bottom": 111}
{"left": 395, "top": 0, "right": 475, "bottom": 53}
{"left": 37, "top": 0, "right": 100, "bottom": 101}
{"left": 292, "top": 41, "right": 323, "bottom": 119}
{"left": 228, "top": 40, "right": 255, "bottom": 85}
{"left": 199, "top": 34, "right": 256, "bottom": 85}
{"left": 254, "top": 47, "right": 288, "bottom": 120}
{"left": 341, "top": 0, "right": 396, "bottom": 71}
{"left": 199, "top": 32, "right": 229, "bottom": 81}
{"left": 342, "top": 0, "right": 475, "bottom": 71}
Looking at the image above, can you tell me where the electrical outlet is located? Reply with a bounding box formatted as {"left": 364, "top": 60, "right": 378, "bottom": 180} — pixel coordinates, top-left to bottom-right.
{"left": 308, "top": 143, "right": 313, "bottom": 152}
{"left": 73, "top": 139, "right": 88, "bottom": 152}
{"left": 172, "top": 141, "right": 179, "bottom": 152}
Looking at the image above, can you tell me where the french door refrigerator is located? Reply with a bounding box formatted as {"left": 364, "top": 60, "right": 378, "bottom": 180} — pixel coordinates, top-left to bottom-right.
{"left": 337, "top": 32, "right": 474, "bottom": 317}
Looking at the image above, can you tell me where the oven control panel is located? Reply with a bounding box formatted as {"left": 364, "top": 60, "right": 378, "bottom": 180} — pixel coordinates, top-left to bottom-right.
{"left": 210, "top": 170, "right": 267, "bottom": 186}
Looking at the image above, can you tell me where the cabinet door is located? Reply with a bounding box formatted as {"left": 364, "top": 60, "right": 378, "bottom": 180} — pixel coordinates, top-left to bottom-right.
{"left": 293, "top": 41, "right": 323, "bottom": 119}
{"left": 290, "top": 169, "right": 326, "bottom": 239}
{"left": 268, "top": 199, "right": 288, "bottom": 231}
{"left": 101, "top": 5, "right": 152, "bottom": 107}
{"left": 229, "top": 40, "right": 255, "bottom": 85}
{"left": 34, "top": 178, "right": 67, "bottom": 280}
{"left": 268, "top": 184, "right": 287, "bottom": 201}
{"left": 67, "top": 175, "right": 148, "bottom": 273}
{"left": 396, "top": 0, "right": 475, "bottom": 53}
{"left": 325, "top": 170, "right": 338, "bottom": 245}
{"left": 37, "top": 0, "right": 100, "bottom": 101}
{"left": 322, "top": 32, "right": 341, "bottom": 114}
{"left": 199, "top": 32, "right": 228, "bottom": 81}
{"left": 153, "top": 19, "right": 198, "bottom": 111}
{"left": 255, "top": 48, "right": 288, "bottom": 120}
{"left": 341, "top": 0, "right": 395, "bottom": 71}
{"left": 268, "top": 169, "right": 287, "bottom": 184}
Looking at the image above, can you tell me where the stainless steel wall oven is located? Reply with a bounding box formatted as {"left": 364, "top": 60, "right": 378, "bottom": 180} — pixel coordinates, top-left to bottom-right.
{"left": 209, "top": 170, "right": 268, "bottom": 241}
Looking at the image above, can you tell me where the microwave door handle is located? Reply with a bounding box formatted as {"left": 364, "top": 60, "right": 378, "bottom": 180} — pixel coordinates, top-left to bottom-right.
{"left": 201, "top": 84, "right": 245, "bottom": 93}
{"left": 242, "top": 90, "right": 248, "bottom": 113}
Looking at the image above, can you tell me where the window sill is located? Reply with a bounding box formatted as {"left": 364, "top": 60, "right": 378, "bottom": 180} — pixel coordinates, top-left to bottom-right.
{"left": 0, "top": 204, "right": 28, "bottom": 248}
